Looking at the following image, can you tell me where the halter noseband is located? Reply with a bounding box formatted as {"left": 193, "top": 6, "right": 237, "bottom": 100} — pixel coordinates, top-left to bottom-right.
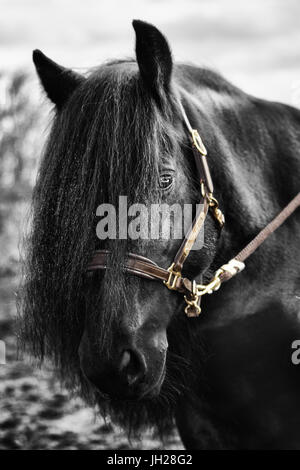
{"left": 86, "top": 95, "right": 300, "bottom": 317}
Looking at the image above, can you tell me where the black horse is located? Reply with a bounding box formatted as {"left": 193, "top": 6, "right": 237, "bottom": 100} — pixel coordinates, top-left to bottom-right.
{"left": 20, "top": 20, "right": 300, "bottom": 449}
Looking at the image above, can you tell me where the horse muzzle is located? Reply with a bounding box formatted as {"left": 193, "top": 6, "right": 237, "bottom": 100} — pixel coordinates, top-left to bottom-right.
{"left": 79, "top": 329, "right": 167, "bottom": 400}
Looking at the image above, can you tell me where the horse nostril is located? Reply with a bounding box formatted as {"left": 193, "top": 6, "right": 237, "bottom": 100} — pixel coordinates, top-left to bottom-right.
{"left": 119, "top": 349, "right": 147, "bottom": 386}
{"left": 120, "top": 350, "right": 131, "bottom": 369}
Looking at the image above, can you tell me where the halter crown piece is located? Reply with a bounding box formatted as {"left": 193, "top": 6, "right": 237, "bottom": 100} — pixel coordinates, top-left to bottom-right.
{"left": 87, "top": 95, "right": 300, "bottom": 317}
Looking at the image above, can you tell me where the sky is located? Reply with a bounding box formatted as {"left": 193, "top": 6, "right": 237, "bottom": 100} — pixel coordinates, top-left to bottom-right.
{"left": 1, "top": 0, "right": 300, "bottom": 105}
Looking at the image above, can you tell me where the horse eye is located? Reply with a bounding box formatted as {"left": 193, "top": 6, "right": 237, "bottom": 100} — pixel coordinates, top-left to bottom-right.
{"left": 159, "top": 174, "right": 173, "bottom": 190}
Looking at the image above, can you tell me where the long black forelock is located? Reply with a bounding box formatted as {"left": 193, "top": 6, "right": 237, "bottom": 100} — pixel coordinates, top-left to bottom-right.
{"left": 19, "top": 60, "right": 179, "bottom": 386}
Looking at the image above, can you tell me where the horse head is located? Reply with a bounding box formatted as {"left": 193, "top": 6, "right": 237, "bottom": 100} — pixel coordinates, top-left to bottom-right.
{"left": 22, "top": 20, "right": 244, "bottom": 432}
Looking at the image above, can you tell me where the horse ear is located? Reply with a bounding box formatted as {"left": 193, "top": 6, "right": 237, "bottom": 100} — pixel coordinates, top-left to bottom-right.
{"left": 132, "top": 20, "right": 172, "bottom": 94}
{"left": 32, "top": 49, "right": 85, "bottom": 108}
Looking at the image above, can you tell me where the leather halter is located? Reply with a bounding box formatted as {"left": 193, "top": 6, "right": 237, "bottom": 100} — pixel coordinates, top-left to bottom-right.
{"left": 87, "top": 96, "right": 300, "bottom": 317}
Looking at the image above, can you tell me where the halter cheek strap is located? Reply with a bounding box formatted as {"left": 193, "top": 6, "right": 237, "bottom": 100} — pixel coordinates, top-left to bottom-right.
{"left": 86, "top": 97, "right": 300, "bottom": 318}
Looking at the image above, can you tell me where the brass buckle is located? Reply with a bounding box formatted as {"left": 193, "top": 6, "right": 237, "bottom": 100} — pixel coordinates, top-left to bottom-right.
{"left": 184, "top": 281, "right": 201, "bottom": 317}
{"left": 207, "top": 193, "right": 225, "bottom": 228}
{"left": 184, "top": 272, "right": 222, "bottom": 317}
{"left": 164, "top": 263, "right": 181, "bottom": 291}
{"left": 191, "top": 129, "right": 207, "bottom": 156}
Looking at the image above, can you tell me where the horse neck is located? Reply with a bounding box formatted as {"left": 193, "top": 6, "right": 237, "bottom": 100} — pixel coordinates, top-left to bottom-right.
{"left": 189, "top": 85, "right": 299, "bottom": 228}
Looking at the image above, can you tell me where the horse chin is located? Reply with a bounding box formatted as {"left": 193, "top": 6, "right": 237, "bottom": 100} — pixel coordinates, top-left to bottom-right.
{"left": 92, "top": 364, "right": 166, "bottom": 402}
{"left": 93, "top": 368, "right": 175, "bottom": 436}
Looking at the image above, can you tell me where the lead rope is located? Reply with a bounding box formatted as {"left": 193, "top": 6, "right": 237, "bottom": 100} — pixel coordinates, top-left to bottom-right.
{"left": 192, "top": 191, "right": 300, "bottom": 309}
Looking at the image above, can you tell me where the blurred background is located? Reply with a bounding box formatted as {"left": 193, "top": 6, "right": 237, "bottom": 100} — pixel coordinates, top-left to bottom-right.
{"left": 0, "top": 0, "right": 300, "bottom": 450}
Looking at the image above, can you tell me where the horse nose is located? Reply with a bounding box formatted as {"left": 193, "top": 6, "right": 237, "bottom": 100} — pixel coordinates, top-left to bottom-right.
{"left": 119, "top": 349, "right": 147, "bottom": 387}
